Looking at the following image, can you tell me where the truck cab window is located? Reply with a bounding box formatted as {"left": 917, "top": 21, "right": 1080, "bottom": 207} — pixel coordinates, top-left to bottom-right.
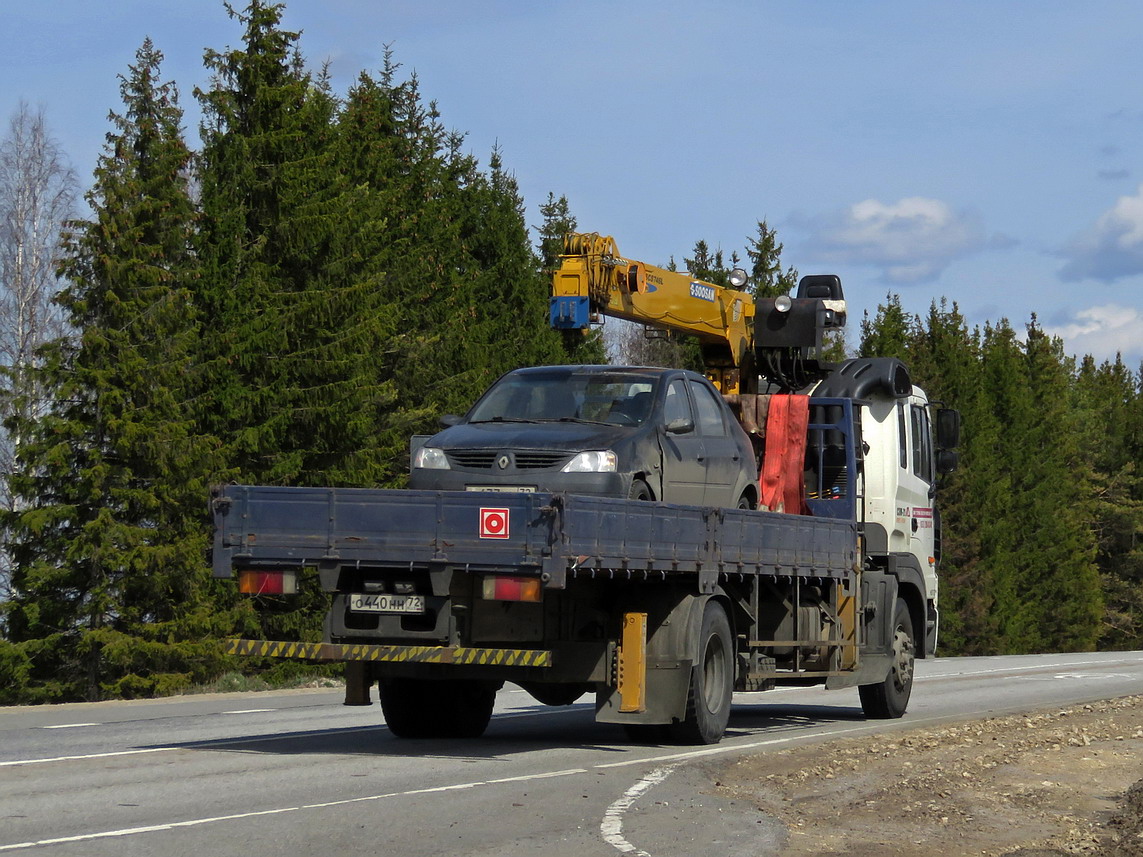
{"left": 898, "top": 402, "right": 908, "bottom": 470}
{"left": 911, "top": 405, "right": 934, "bottom": 483}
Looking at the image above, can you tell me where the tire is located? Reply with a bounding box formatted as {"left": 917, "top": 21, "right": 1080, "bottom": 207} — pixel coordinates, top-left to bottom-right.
{"left": 671, "top": 599, "right": 734, "bottom": 744}
{"left": 628, "top": 479, "right": 653, "bottom": 501}
{"left": 736, "top": 492, "right": 753, "bottom": 510}
{"left": 858, "top": 598, "right": 915, "bottom": 719}
{"left": 380, "top": 678, "right": 498, "bottom": 738}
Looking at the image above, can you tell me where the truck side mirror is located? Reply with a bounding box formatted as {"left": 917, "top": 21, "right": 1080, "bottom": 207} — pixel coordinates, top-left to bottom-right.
{"left": 440, "top": 414, "right": 462, "bottom": 428}
{"left": 936, "top": 408, "right": 960, "bottom": 450}
{"left": 937, "top": 449, "right": 959, "bottom": 475}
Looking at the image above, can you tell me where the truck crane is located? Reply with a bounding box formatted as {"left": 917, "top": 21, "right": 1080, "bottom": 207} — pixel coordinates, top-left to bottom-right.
{"left": 211, "top": 229, "right": 959, "bottom": 745}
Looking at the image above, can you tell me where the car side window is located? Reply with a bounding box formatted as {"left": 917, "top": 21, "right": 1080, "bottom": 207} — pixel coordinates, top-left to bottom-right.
{"left": 663, "top": 380, "right": 693, "bottom": 429}
{"left": 688, "top": 380, "right": 727, "bottom": 437}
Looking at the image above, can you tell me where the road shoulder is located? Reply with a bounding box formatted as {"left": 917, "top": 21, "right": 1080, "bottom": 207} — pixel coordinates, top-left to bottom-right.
{"left": 711, "top": 694, "right": 1143, "bottom": 857}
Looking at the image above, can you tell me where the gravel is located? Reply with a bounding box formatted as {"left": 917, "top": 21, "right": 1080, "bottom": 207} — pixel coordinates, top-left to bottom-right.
{"left": 711, "top": 695, "right": 1143, "bottom": 856}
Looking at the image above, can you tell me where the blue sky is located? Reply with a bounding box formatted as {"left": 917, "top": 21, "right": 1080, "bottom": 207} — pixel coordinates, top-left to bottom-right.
{"left": 5, "top": 1, "right": 1143, "bottom": 365}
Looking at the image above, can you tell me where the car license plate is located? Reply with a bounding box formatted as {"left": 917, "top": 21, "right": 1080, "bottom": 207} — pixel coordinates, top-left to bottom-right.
{"left": 465, "top": 485, "right": 536, "bottom": 493}
{"left": 348, "top": 593, "right": 425, "bottom": 614}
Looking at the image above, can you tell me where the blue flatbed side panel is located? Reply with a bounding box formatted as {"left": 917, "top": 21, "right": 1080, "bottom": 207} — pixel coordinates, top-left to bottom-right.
{"left": 215, "top": 486, "right": 553, "bottom": 567}
{"left": 212, "top": 486, "right": 858, "bottom": 578}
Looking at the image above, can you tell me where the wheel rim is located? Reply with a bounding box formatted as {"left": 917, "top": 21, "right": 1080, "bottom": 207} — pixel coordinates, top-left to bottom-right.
{"left": 701, "top": 632, "right": 727, "bottom": 711}
{"left": 890, "top": 623, "right": 914, "bottom": 691}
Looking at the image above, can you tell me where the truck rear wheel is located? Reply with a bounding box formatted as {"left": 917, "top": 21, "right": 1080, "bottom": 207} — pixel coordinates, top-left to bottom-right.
{"left": 380, "top": 678, "right": 498, "bottom": 738}
{"left": 672, "top": 599, "right": 734, "bottom": 744}
{"left": 858, "top": 598, "right": 914, "bottom": 719}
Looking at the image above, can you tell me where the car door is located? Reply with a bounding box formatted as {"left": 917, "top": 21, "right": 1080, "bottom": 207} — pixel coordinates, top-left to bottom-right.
{"left": 688, "top": 378, "right": 740, "bottom": 506}
{"left": 657, "top": 378, "right": 707, "bottom": 505}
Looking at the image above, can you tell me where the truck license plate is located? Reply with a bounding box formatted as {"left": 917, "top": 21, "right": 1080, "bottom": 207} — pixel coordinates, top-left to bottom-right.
{"left": 465, "top": 485, "right": 536, "bottom": 493}
{"left": 348, "top": 593, "right": 425, "bottom": 614}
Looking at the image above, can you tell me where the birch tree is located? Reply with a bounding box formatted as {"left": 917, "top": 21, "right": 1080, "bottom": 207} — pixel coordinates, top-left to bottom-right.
{"left": 0, "top": 103, "right": 77, "bottom": 604}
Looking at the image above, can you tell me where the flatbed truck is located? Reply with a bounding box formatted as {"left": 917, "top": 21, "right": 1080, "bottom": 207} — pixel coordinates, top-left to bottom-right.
{"left": 212, "top": 234, "right": 959, "bottom": 744}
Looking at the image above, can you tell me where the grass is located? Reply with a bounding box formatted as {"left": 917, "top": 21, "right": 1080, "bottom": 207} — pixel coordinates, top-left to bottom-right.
{"left": 185, "top": 669, "right": 345, "bottom": 696}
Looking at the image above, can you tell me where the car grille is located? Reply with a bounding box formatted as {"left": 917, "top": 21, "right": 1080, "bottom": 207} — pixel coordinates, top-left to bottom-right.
{"left": 447, "top": 450, "right": 497, "bottom": 469}
{"left": 445, "top": 450, "right": 571, "bottom": 470}
{"left": 513, "top": 451, "right": 571, "bottom": 469}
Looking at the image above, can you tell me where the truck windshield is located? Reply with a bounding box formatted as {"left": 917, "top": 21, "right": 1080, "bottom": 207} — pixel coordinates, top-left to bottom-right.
{"left": 468, "top": 372, "right": 656, "bottom": 426}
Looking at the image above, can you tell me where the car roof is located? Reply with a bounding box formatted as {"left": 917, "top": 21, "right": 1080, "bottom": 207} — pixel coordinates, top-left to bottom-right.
{"left": 506, "top": 365, "right": 701, "bottom": 380}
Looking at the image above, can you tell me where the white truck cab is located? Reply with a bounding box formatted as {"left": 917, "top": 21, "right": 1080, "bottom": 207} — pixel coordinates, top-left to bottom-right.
{"left": 811, "top": 358, "right": 959, "bottom": 656}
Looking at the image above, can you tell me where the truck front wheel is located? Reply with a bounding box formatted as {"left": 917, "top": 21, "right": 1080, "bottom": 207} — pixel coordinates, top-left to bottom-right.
{"left": 380, "top": 678, "right": 498, "bottom": 738}
{"left": 672, "top": 599, "right": 734, "bottom": 744}
{"left": 858, "top": 598, "right": 915, "bottom": 719}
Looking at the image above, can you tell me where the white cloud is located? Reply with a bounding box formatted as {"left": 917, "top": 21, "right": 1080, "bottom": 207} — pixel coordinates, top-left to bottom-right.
{"left": 1043, "top": 304, "right": 1143, "bottom": 363}
{"left": 1059, "top": 183, "right": 1143, "bottom": 282}
{"left": 797, "top": 197, "right": 997, "bottom": 284}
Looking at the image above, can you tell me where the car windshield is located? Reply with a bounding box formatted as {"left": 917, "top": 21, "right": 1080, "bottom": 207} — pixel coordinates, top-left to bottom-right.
{"left": 468, "top": 372, "right": 657, "bottom": 426}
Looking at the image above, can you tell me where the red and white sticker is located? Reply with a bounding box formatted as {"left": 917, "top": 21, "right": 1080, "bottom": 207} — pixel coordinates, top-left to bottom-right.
{"left": 479, "top": 507, "right": 510, "bottom": 539}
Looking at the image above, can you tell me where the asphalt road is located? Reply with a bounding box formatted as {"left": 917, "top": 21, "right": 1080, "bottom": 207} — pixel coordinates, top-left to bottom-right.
{"left": 3, "top": 651, "right": 1143, "bottom": 857}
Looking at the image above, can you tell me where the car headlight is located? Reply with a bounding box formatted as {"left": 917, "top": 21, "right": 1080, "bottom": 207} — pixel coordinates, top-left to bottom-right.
{"left": 413, "top": 447, "right": 450, "bottom": 470}
{"left": 561, "top": 450, "right": 617, "bottom": 473}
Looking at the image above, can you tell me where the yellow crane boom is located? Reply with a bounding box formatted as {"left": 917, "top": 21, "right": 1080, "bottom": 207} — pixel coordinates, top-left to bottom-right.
{"left": 551, "top": 233, "right": 756, "bottom": 394}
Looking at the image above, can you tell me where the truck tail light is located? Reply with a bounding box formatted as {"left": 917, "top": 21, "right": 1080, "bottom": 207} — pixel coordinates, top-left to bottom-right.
{"left": 481, "top": 576, "right": 542, "bottom": 603}
{"left": 238, "top": 569, "right": 299, "bottom": 595}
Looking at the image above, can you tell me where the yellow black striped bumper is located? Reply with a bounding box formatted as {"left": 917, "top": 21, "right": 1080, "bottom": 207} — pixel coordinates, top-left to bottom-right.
{"left": 224, "top": 639, "right": 553, "bottom": 668}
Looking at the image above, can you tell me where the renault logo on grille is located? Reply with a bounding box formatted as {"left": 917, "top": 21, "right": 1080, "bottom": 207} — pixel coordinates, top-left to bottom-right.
{"left": 497, "top": 454, "right": 510, "bottom": 470}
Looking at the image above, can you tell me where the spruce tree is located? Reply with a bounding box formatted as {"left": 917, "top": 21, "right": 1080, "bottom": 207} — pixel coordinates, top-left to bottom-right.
{"left": 1013, "top": 320, "right": 1101, "bottom": 651}
{"left": 745, "top": 220, "right": 799, "bottom": 299}
{"left": 1, "top": 40, "right": 223, "bottom": 702}
{"left": 859, "top": 293, "right": 914, "bottom": 361}
{"left": 195, "top": 0, "right": 393, "bottom": 488}
{"left": 339, "top": 62, "right": 568, "bottom": 430}
{"left": 1074, "top": 355, "right": 1143, "bottom": 649}
{"left": 904, "top": 301, "right": 992, "bottom": 653}
{"left": 444, "top": 147, "right": 566, "bottom": 391}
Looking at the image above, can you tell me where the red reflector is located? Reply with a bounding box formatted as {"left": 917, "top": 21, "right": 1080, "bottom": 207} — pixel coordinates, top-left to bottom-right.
{"left": 238, "top": 569, "right": 298, "bottom": 595}
{"left": 481, "top": 576, "right": 542, "bottom": 602}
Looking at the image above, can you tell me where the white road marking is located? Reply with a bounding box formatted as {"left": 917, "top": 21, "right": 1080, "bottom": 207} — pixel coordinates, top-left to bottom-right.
{"left": 40, "top": 723, "right": 99, "bottom": 729}
{"left": 917, "top": 656, "right": 1143, "bottom": 681}
{"left": 0, "top": 768, "right": 588, "bottom": 852}
{"left": 0, "top": 748, "right": 176, "bottom": 768}
{"left": 600, "top": 766, "right": 677, "bottom": 856}
{"left": 221, "top": 709, "right": 276, "bottom": 715}
{"left": 1018, "top": 673, "right": 1137, "bottom": 682}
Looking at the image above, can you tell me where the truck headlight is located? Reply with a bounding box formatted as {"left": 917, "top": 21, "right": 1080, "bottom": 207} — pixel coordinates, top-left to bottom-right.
{"left": 561, "top": 450, "right": 617, "bottom": 473}
{"left": 413, "top": 447, "right": 450, "bottom": 470}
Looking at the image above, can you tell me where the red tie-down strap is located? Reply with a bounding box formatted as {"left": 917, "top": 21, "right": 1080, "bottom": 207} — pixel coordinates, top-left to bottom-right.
{"left": 759, "top": 393, "right": 809, "bottom": 515}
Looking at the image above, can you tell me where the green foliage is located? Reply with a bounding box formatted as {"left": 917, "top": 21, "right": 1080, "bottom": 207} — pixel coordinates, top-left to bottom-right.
{"left": 2, "top": 3, "right": 582, "bottom": 702}
{"left": 862, "top": 298, "right": 1124, "bottom": 655}
{"left": 1, "top": 39, "right": 229, "bottom": 702}
{"left": 745, "top": 220, "right": 799, "bottom": 300}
